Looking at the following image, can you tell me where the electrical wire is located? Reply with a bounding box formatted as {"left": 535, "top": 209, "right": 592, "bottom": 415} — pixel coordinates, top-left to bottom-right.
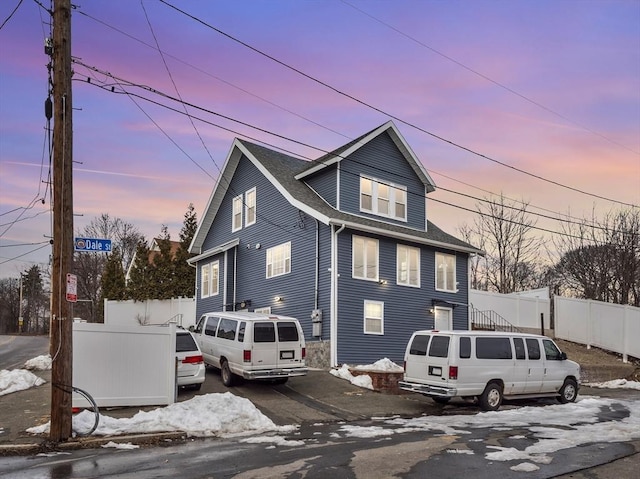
{"left": 0, "top": 0, "right": 24, "bottom": 30}
{"left": 340, "top": 0, "right": 639, "bottom": 156}
{"left": 72, "top": 64, "right": 638, "bottom": 244}
{"left": 158, "top": 0, "right": 638, "bottom": 209}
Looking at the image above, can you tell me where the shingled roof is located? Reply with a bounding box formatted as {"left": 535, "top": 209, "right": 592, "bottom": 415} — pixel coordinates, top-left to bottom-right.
{"left": 190, "top": 122, "right": 483, "bottom": 256}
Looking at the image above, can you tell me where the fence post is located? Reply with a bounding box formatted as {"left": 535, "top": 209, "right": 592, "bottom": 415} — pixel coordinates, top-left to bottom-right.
{"left": 587, "top": 300, "right": 592, "bottom": 350}
{"left": 623, "top": 305, "right": 628, "bottom": 363}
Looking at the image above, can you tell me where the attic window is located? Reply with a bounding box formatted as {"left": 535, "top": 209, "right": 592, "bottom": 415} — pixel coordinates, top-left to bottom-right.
{"left": 360, "top": 176, "right": 407, "bottom": 221}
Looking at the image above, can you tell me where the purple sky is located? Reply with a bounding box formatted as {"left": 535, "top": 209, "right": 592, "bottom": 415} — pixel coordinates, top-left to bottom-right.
{"left": 1, "top": 0, "right": 639, "bottom": 279}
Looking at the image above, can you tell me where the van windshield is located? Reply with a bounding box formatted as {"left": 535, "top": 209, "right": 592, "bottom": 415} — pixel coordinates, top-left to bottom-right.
{"left": 277, "top": 322, "right": 299, "bottom": 342}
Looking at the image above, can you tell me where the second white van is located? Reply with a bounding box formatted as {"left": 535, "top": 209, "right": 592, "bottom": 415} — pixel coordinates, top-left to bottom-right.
{"left": 399, "top": 330, "right": 580, "bottom": 410}
{"left": 191, "top": 311, "right": 307, "bottom": 386}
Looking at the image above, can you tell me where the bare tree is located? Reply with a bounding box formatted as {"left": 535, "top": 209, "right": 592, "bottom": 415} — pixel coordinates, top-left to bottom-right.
{"left": 552, "top": 208, "right": 640, "bottom": 306}
{"left": 459, "top": 194, "right": 545, "bottom": 293}
{"left": 73, "top": 214, "right": 143, "bottom": 322}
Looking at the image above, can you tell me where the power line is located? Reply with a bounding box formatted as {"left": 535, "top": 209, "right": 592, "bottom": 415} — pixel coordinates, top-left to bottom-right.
{"left": 340, "top": 0, "right": 639, "bottom": 156}
{"left": 0, "top": 0, "right": 24, "bottom": 30}
{"left": 158, "top": 0, "right": 638, "bottom": 209}
{"left": 73, "top": 65, "right": 638, "bottom": 244}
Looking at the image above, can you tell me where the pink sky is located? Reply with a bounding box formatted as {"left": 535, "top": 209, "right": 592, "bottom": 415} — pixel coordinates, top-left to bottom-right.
{"left": 1, "top": 0, "right": 639, "bottom": 279}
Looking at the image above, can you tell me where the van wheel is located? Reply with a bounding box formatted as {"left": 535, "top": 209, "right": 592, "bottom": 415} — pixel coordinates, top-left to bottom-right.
{"left": 432, "top": 396, "right": 451, "bottom": 405}
{"left": 221, "top": 360, "right": 234, "bottom": 387}
{"left": 479, "top": 382, "right": 503, "bottom": 411}
{"left": 558, "top": 378, "right": 578, "bottom": 403}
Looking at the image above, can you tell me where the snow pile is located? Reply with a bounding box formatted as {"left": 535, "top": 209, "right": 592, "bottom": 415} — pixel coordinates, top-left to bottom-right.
{"left": 352, "top": 358, "right": 404, "bottom": 372}
{"left": 24, "top": 354, "right": 52, "bottom": 370}
{"left": 27, "top": 393, "right": 297, "bottom": 438}
{"left": 330, "top": 365, "right": 373, "bottom": 390}
{"left": 0, "top": 369, "right": 46, "bottom": 396}
{"left": 101, "top": 441, "right": 139, "bottom": 450}
{"left": 330, "top": 358, "right": 403, "bottom": 390}
{"left": 585, "top": 379, "right": 640, "bottom": 390}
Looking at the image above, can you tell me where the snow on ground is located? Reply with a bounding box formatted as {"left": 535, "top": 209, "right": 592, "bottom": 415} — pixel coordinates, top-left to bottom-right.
{"left": 329, "top": 358, "right": 403, "bottom": 390}
{"left": 585, "top": 379, "right": 640, "bottom": 390}
{"left": 24, "top": 354, "right": 52, "bottom": 371}
{"left": 27, "top": 393, "right": 297, "bottom": 439}
{"left": 0, "top": 369, "right": 46, "bottom": 396}
{"left": 4, "top": 354, "right": 640, "bottom": 472}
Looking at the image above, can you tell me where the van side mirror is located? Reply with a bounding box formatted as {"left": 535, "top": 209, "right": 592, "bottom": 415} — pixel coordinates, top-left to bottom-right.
{"left": 188, "top": 325, "right": 195, "bottom": 332}
{"left": 559, "top": 352, "right": 567, "bottom": 361}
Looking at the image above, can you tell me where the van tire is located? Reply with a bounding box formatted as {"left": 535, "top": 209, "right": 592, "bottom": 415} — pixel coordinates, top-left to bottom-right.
{"left": 479, "top": 382, "right": 503, "bottom": 411}
{"left": 558, "top": 378, "right": 578, "bottom": 403}
{"left": 221, "top": 360, "right": 235, "bottom": 387}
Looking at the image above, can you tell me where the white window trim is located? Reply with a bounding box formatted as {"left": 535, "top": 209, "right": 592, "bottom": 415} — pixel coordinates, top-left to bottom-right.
{"left": 364, "top": 300, "right": 384, "bottom": 335}
{"left": 254, "top": 306, "right": 271, "bottom": 314}
{"left": 245, "top": 187, "right": 256, "bottom": 227}
{"left": 232, "top": 195, "right": 243, "bottom": 232}
{"left": 359, "top": 175, "right": 407, "bottom": 222}
{"left": 435, "top": 252, "right": 457, "bottom": 292}
{"left": 352, "top": 235, "right": 379, "bottom": 281}
{"left": 266, "top": 241, "right": 291, "bottom": 279}
{"left": 397, "top": 244, "right": 420, "bottom": 288}
{"left": 201, "top": 260, "right": 219, "bottom": 298}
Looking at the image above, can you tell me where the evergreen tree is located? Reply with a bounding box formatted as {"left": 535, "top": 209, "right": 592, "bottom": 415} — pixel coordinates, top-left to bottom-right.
{"left": 101, "top": 247, "right": 127, "bottom": 303}
{"left": 22, "top": 265, "right": 48, "bottom": 333}
{"left": 151, "top": 225, "right": 176, "bottom": 300}
{"left": 127, "top": 238, "right": 152, "bottom": 301}
{"left": 174, "top": 203, "right": 197, "bottom": 297}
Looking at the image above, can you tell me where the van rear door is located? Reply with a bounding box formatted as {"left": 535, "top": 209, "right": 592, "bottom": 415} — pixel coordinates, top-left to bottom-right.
{"left": 252, "top": 321, "right": 278, "bottom": 369}
{"left": 276, "top": 321, "right": 304, "bottom": 367}
{"left": 404, "top": 334, "right": 431, "bottom": 382}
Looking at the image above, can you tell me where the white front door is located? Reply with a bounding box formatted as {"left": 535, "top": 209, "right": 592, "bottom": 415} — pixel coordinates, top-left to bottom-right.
{"left": 434, "top": 307, "right": 452, "bottom": 330}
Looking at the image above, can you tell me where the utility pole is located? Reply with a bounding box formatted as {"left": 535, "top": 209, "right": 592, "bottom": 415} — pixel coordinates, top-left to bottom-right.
{"left": 50, "top": 0, "right": 74, "bottom": 442}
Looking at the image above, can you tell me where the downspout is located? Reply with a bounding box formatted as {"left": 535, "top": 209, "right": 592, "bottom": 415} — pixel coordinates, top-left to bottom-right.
{"left": 330, "top": 223, "right": 346, "bottom": 367}
{"left": 233, "top": 246, "right": 238, "bottom": 311}
{"left": 314, "top": 219, "right": 319, "bottom": 311}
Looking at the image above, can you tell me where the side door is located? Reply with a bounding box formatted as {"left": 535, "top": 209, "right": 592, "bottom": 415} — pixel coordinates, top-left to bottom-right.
{"left": 511, "top": 337, "right": 528, "bottom": 394}
{"left": 524, "top": 338, "right": 544, "bottom": 393}
{"left": 251, "top": 321, "right": 278, "bottom": 369}
{"left": 216, "top": 318, "right": 239, "bottom": 370}
{"left": 541, "top": 339, "right": 567, "bottom": 392}
{"left": 198, "top": 316, "right": 220, "bottom": 366}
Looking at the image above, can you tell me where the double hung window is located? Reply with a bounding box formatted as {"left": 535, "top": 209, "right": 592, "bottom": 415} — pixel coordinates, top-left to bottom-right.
{"left": 352, "top": 235, "right": 378, "bottom": 281}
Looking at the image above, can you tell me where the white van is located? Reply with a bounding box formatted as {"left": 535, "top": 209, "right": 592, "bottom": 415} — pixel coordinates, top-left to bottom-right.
{"left": 191, "top": 311, "right": 307, "bottom": 386}
{"left": 399, "top": 330, "right": 580, "bottom": 411}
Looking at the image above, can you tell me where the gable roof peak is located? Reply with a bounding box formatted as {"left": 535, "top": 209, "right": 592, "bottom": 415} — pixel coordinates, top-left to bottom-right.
{"left": 294, "top": 121, "right": 436, "bottom": 192}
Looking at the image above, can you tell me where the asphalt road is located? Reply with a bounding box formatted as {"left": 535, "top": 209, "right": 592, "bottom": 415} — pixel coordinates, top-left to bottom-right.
{"left": 0, "top": 335, "right": 49, "bottom": 370}
{"left": 1, "top": 335, "right": 638, "bottom": 478}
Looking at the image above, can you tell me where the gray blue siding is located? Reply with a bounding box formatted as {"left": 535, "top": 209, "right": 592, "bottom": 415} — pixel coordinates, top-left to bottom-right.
{"left": 339, "top": 132, "right": 427, "bottom": 230}
{"left": 335, "top": 228, "right": 469, "bottom": 365}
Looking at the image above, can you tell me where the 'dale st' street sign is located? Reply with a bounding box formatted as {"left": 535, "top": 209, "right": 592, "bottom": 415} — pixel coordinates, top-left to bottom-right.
{"left": 74, "top": 237, "right": 112, "bottom": 252}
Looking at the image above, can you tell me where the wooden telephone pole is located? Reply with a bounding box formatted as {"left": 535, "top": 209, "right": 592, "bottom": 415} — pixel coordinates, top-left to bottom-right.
{"left": 50, "top": 0, "right": 74, "bottom": 442}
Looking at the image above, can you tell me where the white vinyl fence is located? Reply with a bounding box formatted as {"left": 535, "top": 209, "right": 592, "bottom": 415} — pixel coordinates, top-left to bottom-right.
{"left": 104, "top": 297, "right": 196, "bottom": 329}
{"left": 469, "top": 289, "right": 551, "bottom": 332}
{"left": 554, "top": 297, "right": 640, "bottom": 362}
{"left": 72, "top": 322, "right": 176, "bottom": 408}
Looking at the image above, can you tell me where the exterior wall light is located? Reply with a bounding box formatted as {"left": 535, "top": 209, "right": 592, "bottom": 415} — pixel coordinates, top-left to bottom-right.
{"left": 274, "top": 296, "right": 283, "bottom": 302}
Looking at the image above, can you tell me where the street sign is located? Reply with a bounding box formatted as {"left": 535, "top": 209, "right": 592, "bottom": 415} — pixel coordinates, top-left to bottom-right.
{"left": 74, "top": 237, "right": 112, "bottom": 252}
{"left": 66, "top": 273, "right": 77, "bottom": 303}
